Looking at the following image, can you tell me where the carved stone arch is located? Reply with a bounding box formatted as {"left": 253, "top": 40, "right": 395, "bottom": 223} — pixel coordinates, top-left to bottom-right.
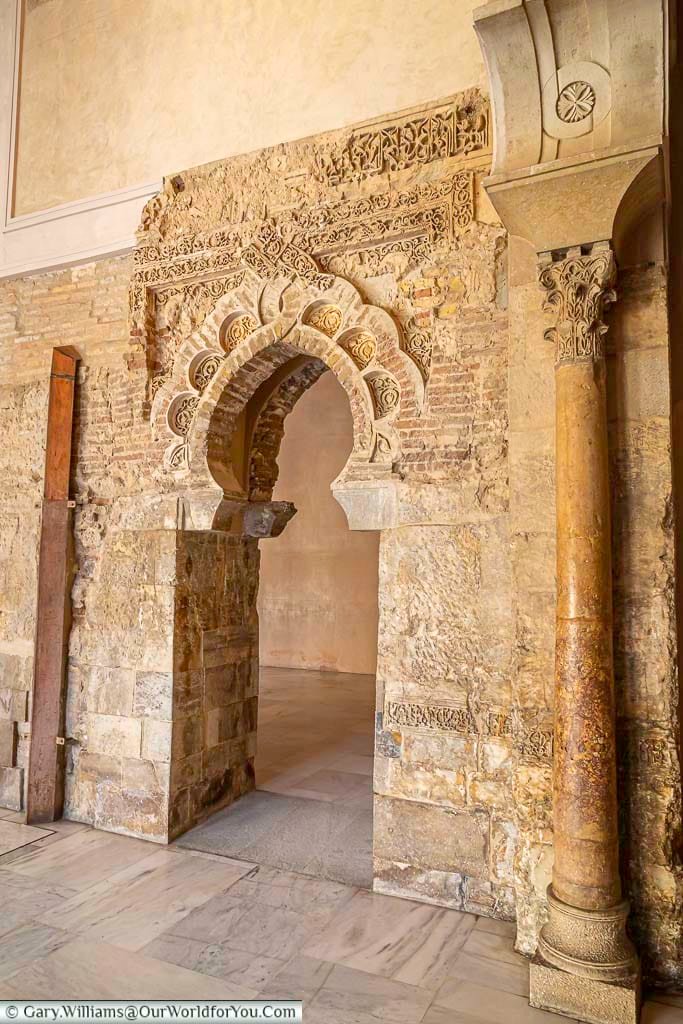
{"left": 247, "top": 357, "right": 330, "bottom": 503}
{"left": 150, "top": 272, "right": 408, "bottom": 529}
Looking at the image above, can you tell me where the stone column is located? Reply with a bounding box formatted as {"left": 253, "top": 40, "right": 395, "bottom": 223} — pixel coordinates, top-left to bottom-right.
{"left": 529, "top": 243, "right": 640, "bottom": 1024}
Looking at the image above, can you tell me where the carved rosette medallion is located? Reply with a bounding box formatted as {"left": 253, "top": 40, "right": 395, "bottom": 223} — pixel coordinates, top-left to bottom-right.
{"left": 556, "top": 81, "right": 596, "bottom": 124}
{"left": 169, "top": 394, "right": 200, "bottom": 437}
{"left": 304, "top": 303, "right": 343, "bottom": 338}
{"left": 539, "top": 248, "right": 617, "bottom": 365}
{"left": 367, "top": 372, "right": 400, "bottom": 419}
{"left": 340, "top": 329, "right": 377, "bottom": 370}
{"left": 191, "top": 352, "right": 223, "bottom": 393}
{"left": 221, "top": 312, "right": 259, "bottom": 353}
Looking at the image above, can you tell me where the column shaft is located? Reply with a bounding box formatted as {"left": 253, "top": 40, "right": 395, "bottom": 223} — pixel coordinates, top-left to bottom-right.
{"left": 530, "top": 245, "right": 639, "bottom": 1024}
{"left": 553, "top": 356, "right": 620, "bottom": 911}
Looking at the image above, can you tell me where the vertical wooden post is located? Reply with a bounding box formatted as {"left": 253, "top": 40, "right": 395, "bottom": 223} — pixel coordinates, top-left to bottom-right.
{"left": 26, "top": 347, "right": 79, "bottom": 824}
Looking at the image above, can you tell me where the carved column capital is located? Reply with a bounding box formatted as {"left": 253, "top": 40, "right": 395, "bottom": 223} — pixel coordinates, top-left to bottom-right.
{"left": 539, "top": 245, "right": 617, "bottom": 365}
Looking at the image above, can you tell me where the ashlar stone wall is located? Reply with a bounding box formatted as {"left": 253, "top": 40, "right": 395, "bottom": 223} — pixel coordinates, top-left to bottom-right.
{"left": 0, "top": 92, "right": 679, "bottom": 986}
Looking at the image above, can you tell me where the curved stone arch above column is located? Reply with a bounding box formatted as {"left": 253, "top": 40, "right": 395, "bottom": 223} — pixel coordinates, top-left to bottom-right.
{"left": 150, "top": 270, "right": 408, "bottom": 530}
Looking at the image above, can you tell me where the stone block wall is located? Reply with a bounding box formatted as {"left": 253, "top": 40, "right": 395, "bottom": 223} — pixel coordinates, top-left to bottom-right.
{"left": 170, "top": 530, "right": 259, "bottom": 838}
{"left": 66, "top": 527, "right": 175, "bottom": 841}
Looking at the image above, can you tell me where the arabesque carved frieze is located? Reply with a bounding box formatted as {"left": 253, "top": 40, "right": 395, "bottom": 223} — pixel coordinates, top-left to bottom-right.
{"left": 315, "top": 95, "right": 488, "bottom": 185}
{"left": 385, "top": 699, "right": 554, "bottom": 762}
{"left": 130, "top": 169, "right": 477, "bottom": 396}
{"left": 131, "top": 172, "right": 474, "bottom": 313}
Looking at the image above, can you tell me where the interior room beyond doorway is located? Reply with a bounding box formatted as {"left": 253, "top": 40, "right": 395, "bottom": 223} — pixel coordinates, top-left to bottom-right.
{"left": 176, "top": 371, "right": 379, "bottom": 886}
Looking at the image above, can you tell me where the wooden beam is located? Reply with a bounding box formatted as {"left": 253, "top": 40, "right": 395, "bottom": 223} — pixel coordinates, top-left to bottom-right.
{"left": 26, "top": 346, "right": 79, "bottom": 824}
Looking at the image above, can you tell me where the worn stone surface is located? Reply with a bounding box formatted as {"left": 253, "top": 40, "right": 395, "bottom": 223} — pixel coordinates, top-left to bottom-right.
{"left": 529, "top": 958, "right": 639, "bottom": 1024}
{"left": 0, "top": 765, "right": 23, "bottom": 810}
{"left": 0, "top": 92, "right": 678, "bottom": 989}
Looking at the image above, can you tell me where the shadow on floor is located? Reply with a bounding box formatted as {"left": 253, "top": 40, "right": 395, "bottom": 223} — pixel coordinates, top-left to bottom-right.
{"left": 175, "top": 789, "right": 373, "bottom": 887}
{"left": 175, "top": 667, "right": 376, "bottom": 887}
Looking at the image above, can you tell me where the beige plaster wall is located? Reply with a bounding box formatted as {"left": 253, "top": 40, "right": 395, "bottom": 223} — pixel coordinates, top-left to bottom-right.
{"left": 258, "top": 371, "right": 379, "bottom": 675}
{"left": 13, "top": 0, "right": 486, "bottom": 214}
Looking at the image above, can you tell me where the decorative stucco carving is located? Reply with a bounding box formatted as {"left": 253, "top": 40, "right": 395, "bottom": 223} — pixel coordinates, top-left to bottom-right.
{"left": 167, "top": 442, "right": 189, "bottom": 471}
{"left": 315, "top": 93, "right": 488, "bottom": 184}
{"left": 130, "top": 97, "right": 490, "bottom": 499}
{"left": 242, "top": 223, "right": 334, "bottom": 290}
{"left": 220, "top": 311, "right": 259, "bottom": 352}
{"left": 168, "top": 394, "right": 200, "bottom": 437}
{"left": 385, "top": 700, "right": 554, "bottom": 761}
{"left": 130, "top": 173, "right": 474, "bottom": 310}
{"left": 339, "top": 328, "right": 377, "bottom": 371}
{"left": 150, "top": 273, "right": 414, "bottom": 484}
{"left": 190, "top": 352, "right": 223, "bottom": 393}
{"left": 130, "top": 168, "right": 476, "bottom": 403}
{"left": 130, "top": 160, "right": 476, "bottom": 403}
{"left": 402, "top": 318, "right": 433, "bottom": 383}
{"left": 304, "top": 303, "right": 343, "bottom": 338}
{"left": 556, "top": 81, "right": 596, "bottom": 124}
{"left": 387, "top": 700, "right": 475, "bottom": 734}
{"left": 150, "top": 372, "right": 169, "bottom": 399}
{"left": 539, "top": 246, "right": 617, "bottom": 364}
{"left": 366, "top": 372, "right": 400, "bottom": 420}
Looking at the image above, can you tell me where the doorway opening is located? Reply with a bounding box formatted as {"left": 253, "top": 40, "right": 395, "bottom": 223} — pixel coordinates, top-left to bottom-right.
{"left": 175, "top": 370, "right": 379, "bottom": 887}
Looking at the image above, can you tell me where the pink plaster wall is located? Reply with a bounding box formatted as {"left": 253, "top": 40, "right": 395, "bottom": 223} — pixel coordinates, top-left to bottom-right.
{"left": 258, "top": 372, "right": 379, "bottom": 674}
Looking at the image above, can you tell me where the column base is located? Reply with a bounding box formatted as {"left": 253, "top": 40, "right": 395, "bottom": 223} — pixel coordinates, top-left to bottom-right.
{"left": 529, "top": 886, "right": 640, "bottom": 1024}
{"left": 530, "top": 955, "right": 640, "bottom": 1024}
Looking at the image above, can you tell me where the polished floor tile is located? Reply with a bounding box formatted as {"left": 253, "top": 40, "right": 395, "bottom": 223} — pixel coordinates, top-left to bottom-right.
{"left": 431, "top": 979, "right": 572, "bottom": 1022}
{"left": 0, "top": 922, "right": 71, "bottom": 981}
{"left": 260, "top": 955, "right": 334, "bottom": 1001}
{"left": 305, "top": 888, "right": 475, "bottom": 990}
{"left": 308, "top": 963, "right": 433, "bottom": 1023}
{"left": 142, "top": 932, "right": 283, "bottom": 991}
{"left": 1, "top": 940, "right": 258, "bottom": 999}
{"left": 0, "top": 665, "right": 677, "bottom": 1021}
{"left": 39, "top": 848, "right": 254, "bottom": 951}
{"left": 0, "top": 820, "right": 53, "bottom": 855}
{"left": 1, "top": 826, "right": 158, "bottom": 890}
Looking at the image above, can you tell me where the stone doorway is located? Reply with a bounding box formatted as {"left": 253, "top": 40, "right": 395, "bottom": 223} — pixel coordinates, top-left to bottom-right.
{"left": 173, "top": 371, "right": 379, "bottom": 886}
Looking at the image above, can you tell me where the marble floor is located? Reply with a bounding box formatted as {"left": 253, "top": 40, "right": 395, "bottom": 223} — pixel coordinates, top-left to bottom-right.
{"left": 176, "top": 666, "right": 376, "bottom": 886}
{"left": 0, "top": 668, "right": 680, "bottom": 1018}
{"left": 0, "top": 812, "right": 678, "bottom": 1019}
{"left": 255, "top": 666, "right": 376, "bottom": 796}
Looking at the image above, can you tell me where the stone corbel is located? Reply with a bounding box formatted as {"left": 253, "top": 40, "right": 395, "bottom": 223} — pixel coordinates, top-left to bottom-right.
{"left": 474, "top": 0, "right": 665, "bottom": 258}
{"left": 474, "top": 0, "right": 665, "bottom": 176}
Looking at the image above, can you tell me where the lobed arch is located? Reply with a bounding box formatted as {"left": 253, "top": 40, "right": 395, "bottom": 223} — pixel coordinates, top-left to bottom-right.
{"left": 149, "top": 270, "right": 413, "bottom": 533}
